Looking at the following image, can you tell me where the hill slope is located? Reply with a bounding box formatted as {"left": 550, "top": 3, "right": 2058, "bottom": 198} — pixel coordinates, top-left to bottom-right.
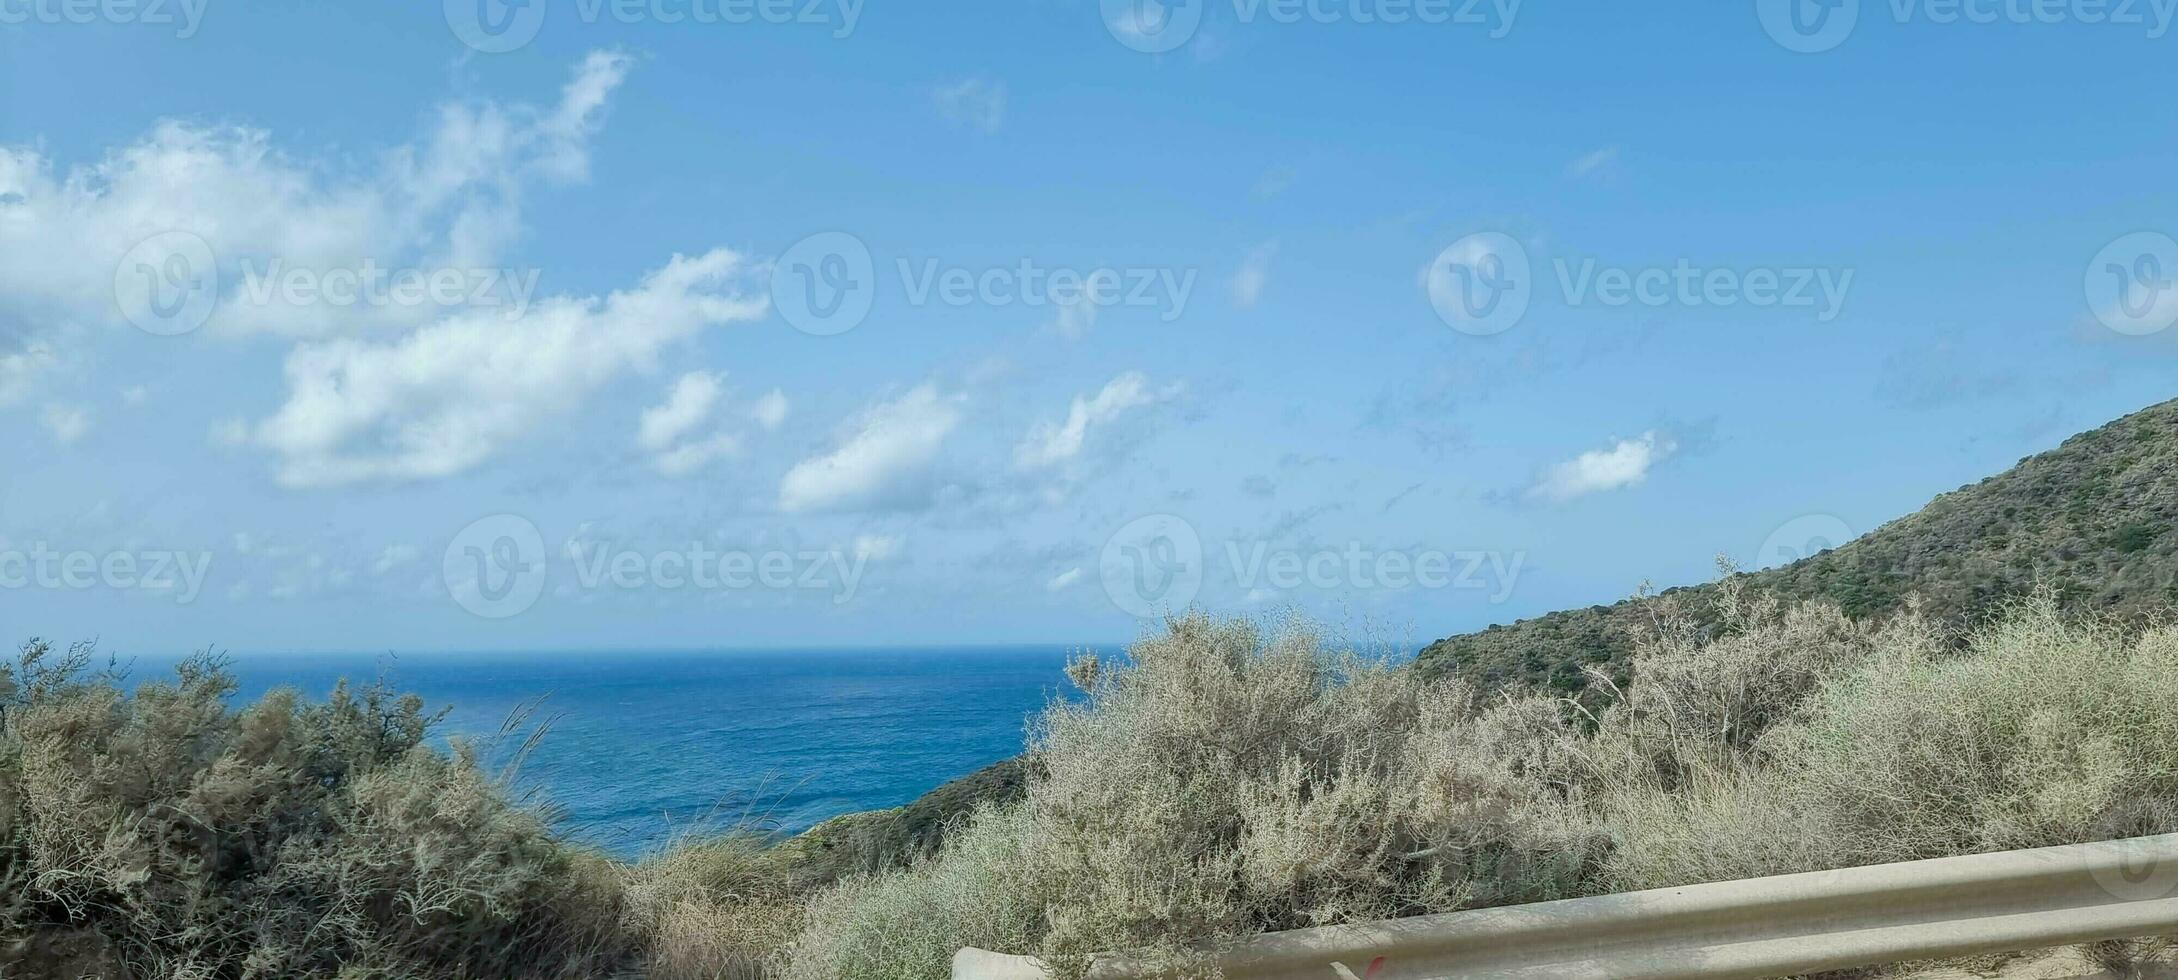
{"left": 1415, "top": 396, "right": 2178, "bottom": 691}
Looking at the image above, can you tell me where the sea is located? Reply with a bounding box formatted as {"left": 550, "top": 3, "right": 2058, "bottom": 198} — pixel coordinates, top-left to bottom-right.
{"left": 157, "top": 646, "right": 1081, "bottom": 859}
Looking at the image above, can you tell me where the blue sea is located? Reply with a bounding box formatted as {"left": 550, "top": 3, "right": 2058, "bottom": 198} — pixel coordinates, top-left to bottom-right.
{"left": 163, "top": 647, "right": 1079, "bottom": 858}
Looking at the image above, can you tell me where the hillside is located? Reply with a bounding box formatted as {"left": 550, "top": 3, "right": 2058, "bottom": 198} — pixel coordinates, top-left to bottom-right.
{"left": 1415, "top": 396, "right": 2178, "bottom": 692}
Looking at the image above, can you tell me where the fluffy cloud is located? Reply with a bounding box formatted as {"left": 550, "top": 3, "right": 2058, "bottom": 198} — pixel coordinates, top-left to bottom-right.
{"left": 640, "top": 372, "right": 727, "bottom": 451}
{"left": 246, "top": 249, "right": 767, "bottom": 487}
{"left": 41, "top": 404, "right": 90, "bottom": 445}
{"left": 779, "top": 385, "right": 965, "bottom": 513}
{"left": 750, "top": 388, "right": 790, "bottom": 431}
{"left": 1230, "top": 240, "right": 1278, "bottom": 309}
{"left": 1015, "top": 371, "right": 1181, "bottom": 471}
{"left": 853, "top": 534, "right": 903, "bottom": 563}
{"left": 640, "top": 371, "right": 747, "bottom": 478}
{"left": 0, "top": 50, "right": 630, "bottom": 340}
{"left": 1529, "top": 430, "right": 1676, "bottom": 502}
{"left": 0, "top": 338, "right": 58, "bottom": 407}
{"left": 371, "top": 544, "right": 420, "bottom": 576}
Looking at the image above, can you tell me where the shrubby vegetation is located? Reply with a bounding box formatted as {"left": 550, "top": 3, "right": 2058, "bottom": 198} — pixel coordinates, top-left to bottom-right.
{"left": 1416, "top": 395, "right": 2178, "bottom": 693}
{"left": 9, "top": 579, "right": 2176, "bottom": 977}
{"left": 0, "top": 640, "right": 626, "bottom": 979}
{"left": 792, "top": 584, "right": 2178, "bottom": 979}
{"left": 0, "top": 642, "right": 817, "bottom": 980}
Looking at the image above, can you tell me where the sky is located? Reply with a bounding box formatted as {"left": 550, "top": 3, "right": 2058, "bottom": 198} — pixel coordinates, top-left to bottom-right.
{"left": 2, "top": 0, "right": 2175, "bottom": 654}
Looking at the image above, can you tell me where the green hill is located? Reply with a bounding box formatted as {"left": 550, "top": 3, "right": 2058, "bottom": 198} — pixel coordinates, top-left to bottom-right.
{"left": 1415, "top": 396, "right": 2178, "bottom": 692}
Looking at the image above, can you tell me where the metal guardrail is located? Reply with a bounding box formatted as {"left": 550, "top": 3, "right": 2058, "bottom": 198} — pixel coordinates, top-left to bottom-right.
{"left": 955, "top": 834, "right": 2178, "bottom": 980}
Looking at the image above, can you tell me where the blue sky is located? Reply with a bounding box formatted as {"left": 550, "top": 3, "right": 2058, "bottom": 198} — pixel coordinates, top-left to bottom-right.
{"left": 2, "top": 0, "right": 2175, "bottom": 653}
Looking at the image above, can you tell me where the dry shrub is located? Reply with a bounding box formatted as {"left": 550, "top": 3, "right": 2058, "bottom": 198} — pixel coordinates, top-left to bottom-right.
{"left": 623, "top": 833, "right": 803, "bottom": 980}
{"left": 1600, "top": 593, "right": 2178, "bottom": 891}
{"left": 790, "top": 614, "right": 1609, "bottom": 980}
{"left": 0, "top": 642, "right": 629, "bottom": 979}
{"left": 785, "top": 804, "right": 1046, "bottom": 980}
{"left": 792, "top": 590, "right": 2178, "bottom": 980}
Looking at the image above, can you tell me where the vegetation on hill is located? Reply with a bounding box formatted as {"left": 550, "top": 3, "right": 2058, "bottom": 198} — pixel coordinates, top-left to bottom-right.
{"left": 13, "top": 586, "right": 2178, "bottom": 977}
{"left": 1416, "top": 396, "right": 2178, "bottom": 694}
{"left": 789, "top": 592, "right": 2178, "bottom": 978}
{"left": 774, "top": 756, "right": 1032, "bottom": 890}
{"left": 14, "top": 400, "right": 2178, "bottom": 978}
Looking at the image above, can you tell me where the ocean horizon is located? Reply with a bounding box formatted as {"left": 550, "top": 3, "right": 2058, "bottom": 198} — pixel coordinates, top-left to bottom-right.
{"left": 138, "top": 646, "right": 1089, "bottom": 858}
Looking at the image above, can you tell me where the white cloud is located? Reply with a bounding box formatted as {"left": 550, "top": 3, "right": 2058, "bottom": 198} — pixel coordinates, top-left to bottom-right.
{"left": 636, "top": 373, "right": 791, "bottom": 476}
{"left": 1015, "top": 371, "right": 1181, "bottom": 471}
{"left": 371, "top": 544, "right": 420, "bottom": 575}
{"left": 1048, "top": 294, "right": 1098, "bottom": 340}
{"left": 0, "top": 339, "right": 58, "bottom": 406}
{"left": 779, "top": 384, "right": 965, "bottom": 513}
{"left": 41, "top": 404, "right": 90, "bottom": 444}
{"left": 0, "top": 50, "right": 631, "bottom": 340}
{"left": 1045, "top": 567, "right": 1082, "bottom": 591}
{"left": 853, "top": 534, "right": 903, "bottom": 563}
{"left": 641, "top": 371, "right": 728, "bottom": 450}
{"left": 750, "top": 388, "right": 790, "bottom": 430}
{"left": 652, "top": 433, "right": 741, "bottom": 478}
{"left": 1566, "top": 145, "right": 1620, "bottom": 180}
{"left": 933, "top": 78, "right": 1007, "bottom": 133}
{"left": 1230, "top": 240, "right": 1278, "bottom": 309}
{"left": 1529, "top": 430, "right": 1676, "bottom": 502}
{"left": 246, "top": 249, "right": 767, "bottom": 487}
{"left": 120, "top": 385, "right": 149, "bottom": 405}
